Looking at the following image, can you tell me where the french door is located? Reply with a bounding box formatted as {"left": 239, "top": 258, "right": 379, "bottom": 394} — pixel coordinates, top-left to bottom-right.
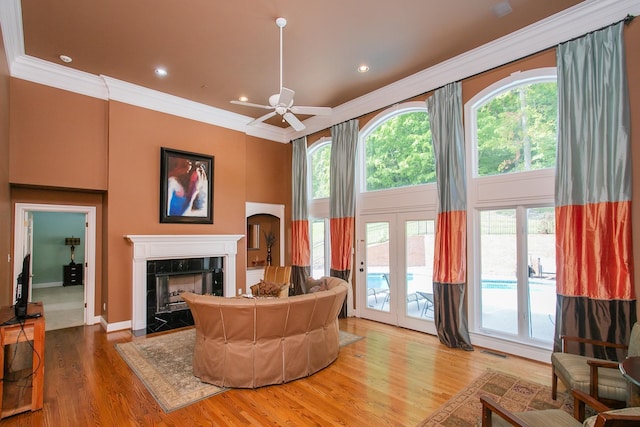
{"left": 358, "top": 212, "right": 436, "bottom": 334}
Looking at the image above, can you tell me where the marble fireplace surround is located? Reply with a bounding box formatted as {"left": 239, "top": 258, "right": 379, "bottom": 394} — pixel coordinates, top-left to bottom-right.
{"left": 125, "top": 234, "right": 243, "bottom": 332}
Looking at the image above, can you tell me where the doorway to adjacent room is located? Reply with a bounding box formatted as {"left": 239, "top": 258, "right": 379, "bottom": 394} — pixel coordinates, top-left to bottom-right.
{"left": 13, "top": 203, "right": 97, "bottom": 330}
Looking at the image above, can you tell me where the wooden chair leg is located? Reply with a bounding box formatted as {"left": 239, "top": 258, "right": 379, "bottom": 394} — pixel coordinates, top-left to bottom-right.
{"left": 552, "top": 368, "right": 558, "bottom": 400}
{"left": 588, "top": 363, "right": 599, "bottom": 400}
{"left": 482, "top": 404, "right": 493, "bottom": 427}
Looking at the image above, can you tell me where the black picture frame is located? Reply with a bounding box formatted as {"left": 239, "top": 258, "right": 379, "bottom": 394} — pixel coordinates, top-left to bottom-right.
{"left": 160, "top": 147, "right": 214, "bottom": 224}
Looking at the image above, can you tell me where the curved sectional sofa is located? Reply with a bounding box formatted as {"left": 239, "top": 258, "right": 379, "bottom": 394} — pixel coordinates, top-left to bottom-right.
{"left": 181, "top": 276, "right": 349, "bottom": 388}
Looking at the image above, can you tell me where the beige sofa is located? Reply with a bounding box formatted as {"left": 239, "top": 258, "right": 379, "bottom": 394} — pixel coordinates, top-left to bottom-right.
{"left": 181, "top": 276, "right": 349, "bottom": 388}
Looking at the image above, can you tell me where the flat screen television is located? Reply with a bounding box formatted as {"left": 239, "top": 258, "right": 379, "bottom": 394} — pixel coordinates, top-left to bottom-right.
{"left": 15, "top": 253, "right": 30, "bottom": 319}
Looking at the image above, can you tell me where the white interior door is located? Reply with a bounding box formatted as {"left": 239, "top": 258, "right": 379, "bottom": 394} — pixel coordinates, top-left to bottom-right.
{"left": 13, "top": 210, "right": 34, "bottom": 303}
{"left": 26, "top": 211, "right": 33, "bottom": 301}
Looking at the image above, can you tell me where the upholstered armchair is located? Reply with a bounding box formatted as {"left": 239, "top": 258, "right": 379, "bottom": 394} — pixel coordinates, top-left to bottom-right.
{"left": 551, "top": 322, "right": 640, "bottom": 406}
{"left": 250, "top": 265, "right": 292, "bottom": 297}
{"left": 481, "top": 388, "right": 640, "bottom": 427}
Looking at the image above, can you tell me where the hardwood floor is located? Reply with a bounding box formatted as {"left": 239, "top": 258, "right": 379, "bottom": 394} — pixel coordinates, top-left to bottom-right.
{"left": 1, "top": 318, "right": 556, "bottom": 426}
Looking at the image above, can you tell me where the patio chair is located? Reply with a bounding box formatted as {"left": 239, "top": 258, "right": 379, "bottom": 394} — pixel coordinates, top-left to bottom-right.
{"left": 416, "top": 291, "right": 433, "bottom": 317}
{"left": 481, "top": 388, "right": 640, "bottom": 426}
{"left": 551, "top": 322, "right": 640, "bottom": 407}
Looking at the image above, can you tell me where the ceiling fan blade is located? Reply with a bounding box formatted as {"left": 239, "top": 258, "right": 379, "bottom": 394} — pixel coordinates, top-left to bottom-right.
{"left": 230, "top": 100, "right": 273, "bottom": 110}
{"left": 290, "top": 106, "right": 332, "bottom": 116}
{"left": 278, "top": 87, "right": 295, "bottom": 107}
{"left": 283, "top": 112, "right": 305, "bottom": 131}
{"left": 248, "top": 111, "right": 277, "bottom": 126}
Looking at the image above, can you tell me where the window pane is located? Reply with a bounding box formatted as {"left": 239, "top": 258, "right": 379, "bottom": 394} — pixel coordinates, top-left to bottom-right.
{"left": 405, "top": 220, "right": 435, "bottom": 320}
{"left": 527, "top": 207, "right": 556, "bottom": 342}
{"left": 365, "top": 111, "right": 434, "bottom": 191}
{"left": 476, "top": 82, "right": 557, "bottom": 176}
{"left": 310, "top": 219, "right": 326, "bottom": 278}
{"left": 480, "top": 210, "right": 517, "bottom": 334}
{"left": 310, "top": 144, "right": 331, "bottom": 199}
{"left": 366, "top": 222, "right": 390, "bottom": 312}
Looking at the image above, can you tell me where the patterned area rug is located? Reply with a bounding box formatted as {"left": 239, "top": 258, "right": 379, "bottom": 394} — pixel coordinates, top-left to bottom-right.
{"left": 115, "top": 328, "right": 363, "bottom": 413}
{"left": 418, "top": 369, "right": 573, "bottom": 426}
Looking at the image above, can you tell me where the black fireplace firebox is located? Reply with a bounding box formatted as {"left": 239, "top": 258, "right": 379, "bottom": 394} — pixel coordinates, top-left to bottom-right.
{"left": 146, "top": 257, "right": 223, "bottom": 333}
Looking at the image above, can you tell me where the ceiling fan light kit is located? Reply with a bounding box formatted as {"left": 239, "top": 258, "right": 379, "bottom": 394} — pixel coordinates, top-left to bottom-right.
{"left": 230, "top": 17, "right": 332, "bottom": 132}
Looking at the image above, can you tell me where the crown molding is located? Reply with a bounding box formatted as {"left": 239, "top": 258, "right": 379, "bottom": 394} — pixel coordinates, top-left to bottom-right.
{"left": 102, "top": 76, "right": 257, "bottom": 134}
{"left": 13, "top": 55, "right": 109, "bottom": 99}
{"left": 0, "top": 0, "right": 23, "bottom": 67}
{"left": 2, "top": 0, "right": 639, "bottom": 143}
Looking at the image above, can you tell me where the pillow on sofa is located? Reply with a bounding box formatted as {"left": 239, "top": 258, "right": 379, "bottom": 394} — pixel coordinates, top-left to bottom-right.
{"left": 306, "top": 277, "right": 328, "bottom": 293}
{"left": 256, "top": 279, "right": 289, "bottom": 297}
{"left": 250, "top": 283, "right": 260, "bottom": 296}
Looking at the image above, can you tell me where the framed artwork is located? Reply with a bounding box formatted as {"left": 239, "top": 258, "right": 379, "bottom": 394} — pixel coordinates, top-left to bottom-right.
{"left": 160, "top": 147, "right": 214, "bottom": 224}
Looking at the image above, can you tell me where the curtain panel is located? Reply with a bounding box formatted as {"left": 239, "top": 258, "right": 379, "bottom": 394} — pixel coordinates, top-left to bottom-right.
{"left": 426, "top": 82, "right": 473, "bottom": 351}
{"left": 330, "top": 120, "right": 359, "bottom": 316}
{"left": 291, "top": 136, "right": 310, "bottom": 295}
{"left": 555, "top": 21, "right": 636, "bottom": 359}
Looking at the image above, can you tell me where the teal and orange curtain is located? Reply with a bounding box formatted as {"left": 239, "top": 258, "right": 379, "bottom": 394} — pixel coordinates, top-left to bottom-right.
{"left": 555, "top": 21, "right": 636, "bottom": 358}
{"left": 426, "top": 82, "right": 473, "bottom": 351}
{"left": 291, "top": 136, "right": 310, "bottom": 295}
{"left": 330, "top": 120, "right": 358, "bottom": 316}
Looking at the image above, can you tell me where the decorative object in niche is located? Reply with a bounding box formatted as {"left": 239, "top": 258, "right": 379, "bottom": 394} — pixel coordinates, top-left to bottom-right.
{"left": 160, "top": 147, "right": 214, "bottom": 224}
{"left": 247, "top": 223, "right": 260, "bottom": 250}
{"left": 263, "top": 230, "right": 276, "bottom": 266}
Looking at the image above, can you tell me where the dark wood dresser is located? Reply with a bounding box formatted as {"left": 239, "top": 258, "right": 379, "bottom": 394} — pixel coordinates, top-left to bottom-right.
{"left": 63, "top": 263, "right": 83, "bottom": 286}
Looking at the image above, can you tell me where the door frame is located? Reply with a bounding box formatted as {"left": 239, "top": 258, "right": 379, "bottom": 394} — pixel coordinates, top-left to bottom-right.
{"left": 13, "top": 203, "right": 98, "bottom": 326}
{"left": 357, "top": 213, "right": 397, "bottom": 325}
{"left": 356, "top": 211, "right": 437, "bottom": 335}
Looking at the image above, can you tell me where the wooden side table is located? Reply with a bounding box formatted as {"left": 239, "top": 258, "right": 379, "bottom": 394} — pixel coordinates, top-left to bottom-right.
{"left": 620, "top": 356, "right": 640, "bottom": 407}
{"left": 0, "top": 302, "right": 45, "bottom": 418}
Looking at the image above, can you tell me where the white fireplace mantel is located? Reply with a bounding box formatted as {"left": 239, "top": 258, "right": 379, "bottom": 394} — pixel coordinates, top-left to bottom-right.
{"left": 125, "top": 234, "right": 243, "bottom": 331}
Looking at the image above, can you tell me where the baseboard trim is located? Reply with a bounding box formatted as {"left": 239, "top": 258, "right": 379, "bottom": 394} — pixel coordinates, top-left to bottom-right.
{"left": 32, "top": 282, "right": 64, "bottom": 289}
{"left": 100, "top": 316, "right": 132, "bottom": 333}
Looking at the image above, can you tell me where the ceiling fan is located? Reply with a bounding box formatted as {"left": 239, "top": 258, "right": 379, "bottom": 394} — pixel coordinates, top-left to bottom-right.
{"left": 231, "top": 17, "right": 332, "bottom": 131}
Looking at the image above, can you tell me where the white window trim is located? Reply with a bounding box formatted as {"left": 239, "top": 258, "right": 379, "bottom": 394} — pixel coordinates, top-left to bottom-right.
{"left": 308, "top": 137, "right": 332, "bottom": 278}
{"left": 465, "top": 68, "right": 557, "bottom": 363}
{"left": 308, "top": 136, "right": 332, "bottom": 203}
{"left": 356, "top": 102, "right": 438, "bottom": 321}
{"left": 358, "top": 101, "right": 429, "bottom": 195}
{"left": 465, "top": 67, "right": 557, "bottom": 179}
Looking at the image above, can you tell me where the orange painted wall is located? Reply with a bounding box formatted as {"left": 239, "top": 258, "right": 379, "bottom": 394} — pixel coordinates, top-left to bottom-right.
{"left": 7, "top": 81, "right": 289, "bottom": 324}
{"left": 9, "top": 79, "right": 108, "bottom": 190}
{"left": 626, "top": 22, "right": 640, "bottom": 311}
{"left": 105, "top": 101, "right": 249, "bottom": 323}
{"left": 244, "top": 135, "right": 292, "bottom": 264}
{"left": 105, "top": 103, "right": 291, "bottom": 323}
{"left": 4, "top": 22, "right": 640, "bottom": 325}
{"left": 0, "top": 28, "right": 10, "bottom": 304}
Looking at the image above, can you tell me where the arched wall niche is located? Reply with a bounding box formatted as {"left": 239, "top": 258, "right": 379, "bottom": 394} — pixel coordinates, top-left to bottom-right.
{"left": 245, "top": 202, "right": 285, "bottom": 290}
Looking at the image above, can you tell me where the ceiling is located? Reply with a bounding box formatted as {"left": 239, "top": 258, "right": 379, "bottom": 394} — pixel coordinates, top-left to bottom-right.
{"left": 14, "top": 0, "right": 589, "bottom": 132}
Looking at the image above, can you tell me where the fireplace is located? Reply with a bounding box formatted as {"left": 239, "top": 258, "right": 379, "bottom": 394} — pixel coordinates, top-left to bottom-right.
{"left": 146, "top": 257, "right": 223, "bottom": 333}
{"left": 125, "top": 234, "right": 243, "bottom": 333}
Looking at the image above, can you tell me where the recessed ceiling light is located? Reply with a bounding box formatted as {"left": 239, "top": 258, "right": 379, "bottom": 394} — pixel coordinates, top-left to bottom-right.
{"left": 492, "top": 1, "right": 512, "bottom": 18}
{"left": 59, "top": 54, "right": 72, "bottom": 63}
{"left": 358, "top": 64, "right": 370, "bottom": 73}
{"left": 239, "top": 96, "right": 248, "bottom": 102}
{"left": 155, "top": 67, "right": 168, "bottom": 77}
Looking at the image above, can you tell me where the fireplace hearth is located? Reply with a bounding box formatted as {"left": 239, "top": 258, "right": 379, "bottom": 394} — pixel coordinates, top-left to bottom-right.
{"left": 146, "top": 257, "right": 223, "bottom": 333}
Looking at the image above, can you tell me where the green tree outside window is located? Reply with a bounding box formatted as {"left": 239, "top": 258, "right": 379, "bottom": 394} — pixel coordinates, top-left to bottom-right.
{"left": 476, "top": 82, "right": 557, "bottom": 176}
